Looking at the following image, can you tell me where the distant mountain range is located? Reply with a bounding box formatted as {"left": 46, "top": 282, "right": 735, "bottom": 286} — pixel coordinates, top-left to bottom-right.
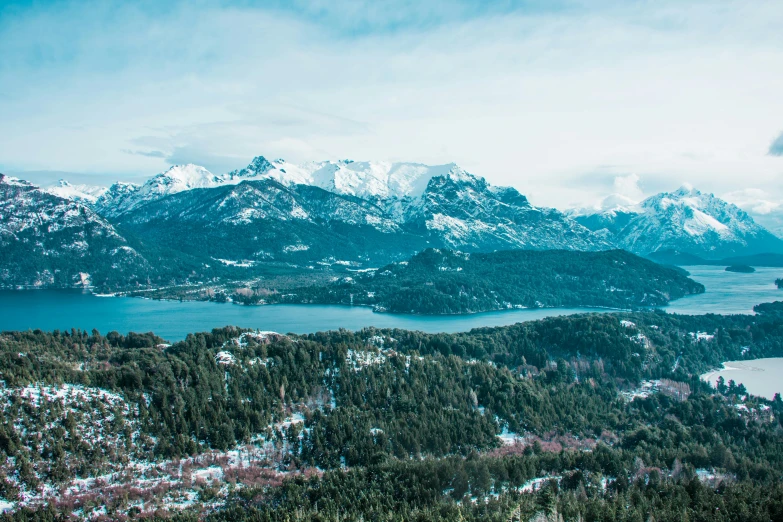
{"left": 86, "top": 157, "right": 611, "bottom": 262}
{"left": 570, "top": 185, "right": 783, "bottom": 259}
{"left": 3, "top": 156, "right": 783, "bottom": 289}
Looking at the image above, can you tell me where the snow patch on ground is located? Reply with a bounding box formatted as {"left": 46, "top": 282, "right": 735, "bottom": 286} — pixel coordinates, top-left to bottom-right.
{"left": 689, "top": 331, "right": 715, "bottom": 341}
{"left": 214, "top": 351, "right": 236, "bottom": 366}
{"left": 214, "top": 258, "right": 255, "bottom": 268}
{"left": 283, "top": 244, "right": 309, "bottom": 253}
{"left": 346, "top": 349, "right": 387, "bottom": 372}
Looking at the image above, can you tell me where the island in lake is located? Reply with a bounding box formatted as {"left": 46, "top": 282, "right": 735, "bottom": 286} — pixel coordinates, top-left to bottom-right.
{"left": 725, "top": 264, "right": 755, "bottom": 273}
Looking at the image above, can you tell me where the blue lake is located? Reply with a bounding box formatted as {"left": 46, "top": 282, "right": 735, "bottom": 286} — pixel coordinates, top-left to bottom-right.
{"left": 662, "top": 265, "right": 782, "bottom": 315}
{"left": 0, "top": 265, "right": 780, "bottom": 341}
{"left": 702, "top": 358, "right": 783, "bottom": 400}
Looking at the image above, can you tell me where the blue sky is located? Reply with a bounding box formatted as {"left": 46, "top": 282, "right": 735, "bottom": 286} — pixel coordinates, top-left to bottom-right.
{"left": 1, "top": 0, "right": 782, "bottom": 220}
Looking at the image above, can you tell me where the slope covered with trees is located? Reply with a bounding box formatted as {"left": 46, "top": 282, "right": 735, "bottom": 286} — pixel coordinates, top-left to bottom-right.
{"left": 1, "top": 308, "right": 782, "bottom": 519}
{"left": 255, "top": 249, "right": 704, "bottom": 313}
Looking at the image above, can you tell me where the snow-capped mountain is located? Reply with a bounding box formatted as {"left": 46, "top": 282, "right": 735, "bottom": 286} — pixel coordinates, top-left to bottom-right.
{"left": 99, "top": 157, "right": 478, "bottom": 220}
{"left": 26, "top": 155, "right": 783, "bottom": 269}
{"left": 0, "top": 174, "right": 151, "bottom": 288}
{"left": 93, "top": 181, "right": 143, "bottom": 217}
{"left": 95, "top": 164, "right": 229, "bottom": 217}
{"left": 411, "top": 170, "right": 609, "bottom": 251}
{"left": 229, "top": 156, "right": 454, "bottom": 205}
{"left": 570, "top": 193, "right": 641, "bottom": 237}
{"left": 45, "top": 179, "right": 108, "bottom": 204}
{"left": 107, "top": 156, "right": 608, "bottom": 262}
{"left": 570, "top": 193, "right": 642, "bottom": 218}
{"left": 113, "top": 178, "right": 431, "bottom": 263}
{"left": 576, "top": 185, "right": 783, "bottom": 258}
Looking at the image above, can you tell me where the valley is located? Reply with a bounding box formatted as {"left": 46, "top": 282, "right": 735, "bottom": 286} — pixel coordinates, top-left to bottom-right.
{"left": 3, "top": 265, "right": 778, "bottom": 342}
{"left": 3, "top": 159, "right": 783, "bottom": 521}
{"left": 5, "top": 2, "right": 783, "bottom": 519}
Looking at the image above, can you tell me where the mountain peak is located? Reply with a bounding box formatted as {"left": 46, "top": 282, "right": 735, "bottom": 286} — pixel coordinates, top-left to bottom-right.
{"left": 569, "top": 193, "right": 641, "bottom": 218}
{"left": 671, "top": 183, "right": 700, "bottom": 197}
{"left": 149, "top": 164, "right": 221, "bottom": 191}
{"left": 0, "top": 174, "right": 33, "bottom": 187}
{"left": 161, "top": 163, "right": 214, "bottom": 177}
{"left": 443, "top": 164, "right": 476, "bottom": 183}
{"left": 228, "top": 157, "right": 474, "bottom": 201}
{"left": 44, "top": 179, "right": 108, "bottom": 204}
{"left": 250, "top": 155, "right": 274, "bottom": 172}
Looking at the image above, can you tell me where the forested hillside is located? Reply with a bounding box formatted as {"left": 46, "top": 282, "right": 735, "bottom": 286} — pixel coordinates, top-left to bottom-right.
{"left": 1, "top": 309, "right": 783, "bottom": 519}
{"left": 250, "top": 249, "right": 704, "bottom": 313}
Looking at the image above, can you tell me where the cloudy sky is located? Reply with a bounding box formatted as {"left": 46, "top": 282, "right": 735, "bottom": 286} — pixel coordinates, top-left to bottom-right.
{"left": 1, "top": 0, "right": 782, "bottom": 225}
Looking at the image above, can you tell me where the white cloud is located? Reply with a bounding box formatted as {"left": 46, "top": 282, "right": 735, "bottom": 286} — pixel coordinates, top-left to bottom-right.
{"left": 612, "top": 174, "right": 644, "bottom": 201}
{"left": 722, "top": 188, "right": 783, "bottom": 236}
{"left": 723, "top": 189, "right": 781, "bottom": 215}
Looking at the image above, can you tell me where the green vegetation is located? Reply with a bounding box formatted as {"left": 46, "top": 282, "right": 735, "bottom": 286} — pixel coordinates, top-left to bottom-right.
{"left": 724, "top": 264, "right": 755, "bottom": 273}
{"left": 249, "top": 249, "right": 705, "bottom": 313}
{"left": 1, "top": 307, "right": 783, "bottom": 519}
{"left": 754, "top": 301, "right": 783, "bottom": 316}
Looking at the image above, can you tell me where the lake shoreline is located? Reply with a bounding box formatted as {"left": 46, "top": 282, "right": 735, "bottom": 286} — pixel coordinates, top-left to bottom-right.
{"left": 0, "top": 286, "right": 668, "bottom": 317}
{"left": 1, "top": 266, "right": 781, "bottom": 341}
{"left": 701, "top": 358, "right": 783, "bottom": 400}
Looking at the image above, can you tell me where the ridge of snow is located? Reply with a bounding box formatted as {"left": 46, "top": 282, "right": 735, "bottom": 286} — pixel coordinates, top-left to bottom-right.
{"left": 95, "top": 156, "right": 496, "bottom": 220}
{"left": 234, "top": 156, "right": 471, "bottom": 201}
{"left": 569, "top": 193, "right": 641, "bottom": 217}
{"left": 45, "top": 179, "right": 108, "bottom": 204}
{"left": 145, "top": 164, "right": 225, "bottom": 194}
{"left": 0, "top": 174, "right": 34, "bottom": 187}
{"left": 640, "top": 187, "right": 747, "bottom": 238}
{"left": 570, "top": 183, "right": 783, "bottom": 257}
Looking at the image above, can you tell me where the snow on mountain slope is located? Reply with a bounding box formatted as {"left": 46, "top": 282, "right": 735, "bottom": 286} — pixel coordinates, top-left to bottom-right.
{"left": 570, "top": 194, "right": 642, "bottom": 237}
{"left": 0, "top": 174, "right": 150, "bottom": 287}
{"left": 92, "top": 155, "right": 611, "bottom": 258}
{"left": 96, "top": 164, "right": 228, "bottom": 217}
{"left": 408, "top": 170, "right": 610, "bottom": 251}
{"left": 45, "top": 179, "right": 107, "bottom": 204}
{"left": 1, "top": 175, "right": 119, "bottom": 240}
{"left": 98, "top": 156, "right": 471, "bottom": 219}
{"left": 229, "top": 157, "right": 606, "bottom": 252}
{"left": 94, "top": 181, "right": 142, "bottom": 217}
{"left": 114, "top": 178, "right": 431, "bottom": 263}
{"left": 585, "top": 185, "right": 783, "bottom": 258}
{"left": 570, "top": 193, "right": 641, "bottom": 218}
{"left": 229, "top": 156, "right": 455, "bottom": 203}
{"left": 145, "top": 164, "right": 225, "bottom": 193}
{"left": 721, "top": 189, "right": 783, "bottom": 238}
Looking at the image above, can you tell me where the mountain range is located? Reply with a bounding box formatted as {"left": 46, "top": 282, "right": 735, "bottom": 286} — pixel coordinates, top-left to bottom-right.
{"left": 3, "top": 156, "right": 783, "bottom": 289}
{"left": 0, "top": 174, "right": 150, "bottom": 288}
{"left": 570, "top": 185, "right": 783, "bottom": 259}
{"left": 90, "top": 157, "right": 610, "bottom": 262}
